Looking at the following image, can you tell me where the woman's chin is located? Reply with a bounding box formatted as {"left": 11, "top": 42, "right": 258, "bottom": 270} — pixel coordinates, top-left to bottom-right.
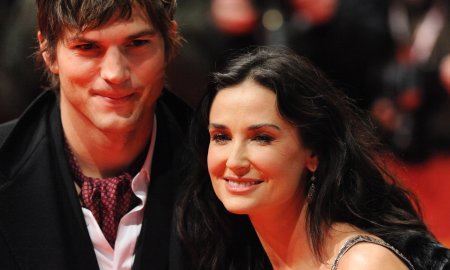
{"left": 221, "top": 200, "right": 257, "bottom": 215}
{"left": 225, "top": 208, "right": 249, "bottom": 215}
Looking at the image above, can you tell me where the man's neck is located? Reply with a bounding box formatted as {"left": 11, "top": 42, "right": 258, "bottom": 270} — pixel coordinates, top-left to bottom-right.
{"left": 61, "top": 104, "right": 153, "bottom": 179}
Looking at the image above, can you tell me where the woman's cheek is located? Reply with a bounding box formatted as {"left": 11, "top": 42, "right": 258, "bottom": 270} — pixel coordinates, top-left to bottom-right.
{"left": 207, "top": 145, "right": 225, "bottom": 178}
{"left": 249, "top": 148, "right": 280, "bottom": 176}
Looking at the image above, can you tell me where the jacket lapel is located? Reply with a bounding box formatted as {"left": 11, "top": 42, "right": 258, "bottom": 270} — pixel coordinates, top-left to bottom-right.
{"left": 47, "top": 100, "right": 101, "bottom": 270}
{"left": 133, "top": 101, "right": 186, "bottom": 270}
{"left": 0, "top": 91, "right": 99, "bottom": 270}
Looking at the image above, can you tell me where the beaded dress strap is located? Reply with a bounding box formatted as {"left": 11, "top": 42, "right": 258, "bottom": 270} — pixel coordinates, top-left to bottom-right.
{"left": 331, "top": 235, "right": 415, "bottom": 270}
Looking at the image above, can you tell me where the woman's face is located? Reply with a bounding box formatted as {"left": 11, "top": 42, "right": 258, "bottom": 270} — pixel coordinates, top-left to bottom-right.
{"left": 207, "top": 79, "right": 317, "bottom": 217}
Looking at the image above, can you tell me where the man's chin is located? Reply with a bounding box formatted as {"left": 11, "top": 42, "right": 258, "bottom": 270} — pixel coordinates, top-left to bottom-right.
{"left": 91, "top": 116, "right": 139, "bottom": 134}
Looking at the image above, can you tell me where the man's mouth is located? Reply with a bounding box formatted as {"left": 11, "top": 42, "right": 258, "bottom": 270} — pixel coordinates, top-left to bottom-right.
{"left": 93, "top": 92, "right": 136, "bottom": 105}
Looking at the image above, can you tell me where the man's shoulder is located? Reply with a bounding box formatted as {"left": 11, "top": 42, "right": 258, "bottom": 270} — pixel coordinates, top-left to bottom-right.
{"left": 0, "top": 90, "right": 57, "bottom": 154}
{"left": 157, "top": 90, "right": 192, "bottom": 133}
{"left": 0, "top": 119, "right": 18, "bottom": 146}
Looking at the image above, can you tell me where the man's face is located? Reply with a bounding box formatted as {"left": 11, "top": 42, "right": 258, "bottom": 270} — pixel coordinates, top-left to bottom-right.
{"left": 47, "top": 6, "right": 166, "bottom": 133}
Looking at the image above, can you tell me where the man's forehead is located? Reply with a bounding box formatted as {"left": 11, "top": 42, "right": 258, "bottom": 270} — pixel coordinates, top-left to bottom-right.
{"left": 59, "top": 4, "right": 154, "bottom": 40}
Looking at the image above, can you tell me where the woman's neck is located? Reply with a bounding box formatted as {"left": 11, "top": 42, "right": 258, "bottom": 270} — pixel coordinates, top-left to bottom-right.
{"left": 250, "top": 202, "right": 318, "bottom": 269}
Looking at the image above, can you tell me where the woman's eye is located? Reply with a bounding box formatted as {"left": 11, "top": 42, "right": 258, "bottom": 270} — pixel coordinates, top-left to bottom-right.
{"left": 253, "top": 134, "right": 274, "bottom": 144}
{"left": 211, "top": 133, "right": 230, "bottom": 144}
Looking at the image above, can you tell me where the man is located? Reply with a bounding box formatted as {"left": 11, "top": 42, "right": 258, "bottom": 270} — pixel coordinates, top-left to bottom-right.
{"left": 0, "top": 1, "right": 190, "bottom": 269}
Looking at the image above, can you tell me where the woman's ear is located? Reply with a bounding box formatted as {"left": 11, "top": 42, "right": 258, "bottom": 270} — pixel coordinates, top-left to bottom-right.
{"left": 38, "top": 31, "right": 59, "bottom": 74}
{"left": 305, "top": 151, "right": 318, "bottom": 173}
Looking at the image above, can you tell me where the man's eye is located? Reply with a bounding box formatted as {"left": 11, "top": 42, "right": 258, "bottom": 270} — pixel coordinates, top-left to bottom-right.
{"left": 128, "top": 39, "right": 150, "bottom": 47}
{"left": 211, "top": 133, "right": 230, "bottom": 144}
{"left": 75, "top": 43, "right": 97, "bottom": 51}
{"left": 252, "top": 134, "right": 274, "bottom": 144}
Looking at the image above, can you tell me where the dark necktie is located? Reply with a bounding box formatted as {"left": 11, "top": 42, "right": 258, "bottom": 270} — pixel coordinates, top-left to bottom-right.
{"left": 78, "top": 173, "right": 139, "bottom": 248}
{"left": 65, "top": 145, "right": 140, "bottom": 248}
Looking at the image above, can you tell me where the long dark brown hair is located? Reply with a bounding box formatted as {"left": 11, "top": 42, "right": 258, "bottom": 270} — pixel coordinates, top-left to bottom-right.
{"left": 176, "top": 47, "right": 449, "bottom": 270}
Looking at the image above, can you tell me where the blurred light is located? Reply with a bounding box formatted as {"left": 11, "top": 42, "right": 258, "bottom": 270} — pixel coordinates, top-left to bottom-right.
{"left": 262, "top": 9, "right": 284, "bottom": 31}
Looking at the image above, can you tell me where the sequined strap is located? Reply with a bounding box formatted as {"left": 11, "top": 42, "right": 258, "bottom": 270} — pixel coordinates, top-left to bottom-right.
{"left": 331, "top": 235, "right": 415, "bottom": 270}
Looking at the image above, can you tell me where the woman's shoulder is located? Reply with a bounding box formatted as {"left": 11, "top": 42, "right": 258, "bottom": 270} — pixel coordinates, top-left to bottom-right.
{"left": 332, "top": 235, "right": 410, "bottom": 270}
{"left": 325, "top": 223, "right": 413, "bottom": 270}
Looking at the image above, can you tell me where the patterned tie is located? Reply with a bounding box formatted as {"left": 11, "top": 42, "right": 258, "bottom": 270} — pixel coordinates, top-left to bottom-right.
{"left": 78, "top": 173, "right": 139, "bottom": 248}
{"left": 65, "top": 144, "right": 140, "bottom": 248}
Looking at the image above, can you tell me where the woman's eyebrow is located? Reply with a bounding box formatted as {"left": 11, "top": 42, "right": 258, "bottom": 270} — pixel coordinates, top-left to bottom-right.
{"left": 208, "top": 123, "right": 227, "bottom": 130}
{"left": 248, "top": 123, "right": 281, "bottom": 131}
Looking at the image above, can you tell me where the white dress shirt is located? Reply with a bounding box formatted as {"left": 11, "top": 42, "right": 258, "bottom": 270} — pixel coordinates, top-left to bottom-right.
{"left": 80, "top": 117, "right": 157, "bottom": 270}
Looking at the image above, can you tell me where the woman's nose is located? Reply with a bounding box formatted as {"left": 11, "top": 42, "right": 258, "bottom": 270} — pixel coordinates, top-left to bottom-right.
{"left": 225, "top": 142, "right": 250, "bottom": 176}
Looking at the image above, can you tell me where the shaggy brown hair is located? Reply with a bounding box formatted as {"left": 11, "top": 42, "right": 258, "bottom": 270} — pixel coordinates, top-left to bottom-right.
{"left": 36, "top": 0, "right": 182, "bottom": 88}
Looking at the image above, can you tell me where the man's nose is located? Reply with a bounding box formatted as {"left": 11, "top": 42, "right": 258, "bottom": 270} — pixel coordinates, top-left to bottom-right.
{"left": 225, "top": 142, "right": 250, "bottom": 176}
{"left": 100, "top": 47, "right": 130, "bottom": 84}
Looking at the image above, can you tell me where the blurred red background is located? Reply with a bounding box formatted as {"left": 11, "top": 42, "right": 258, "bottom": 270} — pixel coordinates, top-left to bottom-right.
{"left": 389, "top": 155, "right": 450, "bottom": 247}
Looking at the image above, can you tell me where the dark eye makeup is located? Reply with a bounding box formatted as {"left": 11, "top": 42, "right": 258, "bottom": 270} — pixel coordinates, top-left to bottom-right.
{"left": 252, "top": 134, "right": 275, "bottom": 144}
{"left": 210, "top": 133, "right": 231, "bottom": 144}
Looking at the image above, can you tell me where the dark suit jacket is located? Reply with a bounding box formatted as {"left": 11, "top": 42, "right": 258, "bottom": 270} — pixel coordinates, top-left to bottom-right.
{"left": 0, "top": 90, "right": 190, "bottom": 270}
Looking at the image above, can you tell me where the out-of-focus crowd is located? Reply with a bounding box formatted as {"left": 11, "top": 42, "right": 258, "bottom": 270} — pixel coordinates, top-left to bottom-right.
{"left": 1, "top": 0, "right": 449, "bottom": 163}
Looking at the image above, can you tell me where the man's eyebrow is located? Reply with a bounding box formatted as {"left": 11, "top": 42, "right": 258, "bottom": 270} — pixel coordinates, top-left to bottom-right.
{"left": 66, "top": 35, "right": 94, "bottom": 43}
{"left": 126, "top": 29, "right": 157, "bottom": 40}
{"left": 248, "top": 124, "right": 281, "bottom": 131}
{"left": 66, "top": 29, "right": 157, "bottom": 43}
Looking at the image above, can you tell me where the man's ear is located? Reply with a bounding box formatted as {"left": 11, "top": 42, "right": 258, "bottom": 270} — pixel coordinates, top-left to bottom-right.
{"left": 37, "top": 31, "right": 59, "bottom": 74}
{"left": 305, "top": 150, "right": 318, "bottom": 173}
{"left": 165, "top": 20, "right": 180, "bottom": 62}
{"left": 170, "top": 20, "right": 178, "bottom": 33}
{"left": 168, "top": 20, "right": 178, "bottom": 42}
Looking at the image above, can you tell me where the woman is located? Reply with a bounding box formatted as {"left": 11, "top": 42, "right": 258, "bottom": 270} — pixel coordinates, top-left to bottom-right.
{"left": 176, "top": 47, "right": 449, "bottom": 269}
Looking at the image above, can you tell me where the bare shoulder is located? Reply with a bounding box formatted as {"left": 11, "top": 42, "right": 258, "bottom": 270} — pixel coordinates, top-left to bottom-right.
{"left": 337, "top": 241, "right": 409, "bottom": 270}
{"left": 324, "top": 224, "right": 411, "bottom": 270}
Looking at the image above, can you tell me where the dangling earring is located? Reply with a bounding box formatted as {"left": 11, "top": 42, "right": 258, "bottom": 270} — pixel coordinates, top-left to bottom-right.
{"left": 307, "top": 173, "right": 316, "bottom": 202}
